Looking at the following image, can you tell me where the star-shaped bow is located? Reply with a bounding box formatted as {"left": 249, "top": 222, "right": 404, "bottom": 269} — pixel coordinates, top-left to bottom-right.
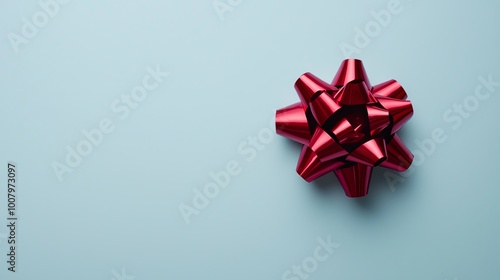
{"left": 276, "top": 59, "right": 414, "bottom": 197}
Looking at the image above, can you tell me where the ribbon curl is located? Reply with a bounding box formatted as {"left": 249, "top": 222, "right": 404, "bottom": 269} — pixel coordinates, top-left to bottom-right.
{"left": 276, "top": 59, "right": 414, "bottom": 197}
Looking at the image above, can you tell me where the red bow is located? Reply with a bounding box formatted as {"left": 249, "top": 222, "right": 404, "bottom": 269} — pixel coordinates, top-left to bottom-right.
{"left": 276, "top": 59, "right": 414, "bottom": 197}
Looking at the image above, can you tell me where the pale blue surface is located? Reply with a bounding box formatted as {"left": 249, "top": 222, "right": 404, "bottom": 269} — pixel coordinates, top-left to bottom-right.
{"left": 1, "top": 0, "right": 499, "bottom": 279}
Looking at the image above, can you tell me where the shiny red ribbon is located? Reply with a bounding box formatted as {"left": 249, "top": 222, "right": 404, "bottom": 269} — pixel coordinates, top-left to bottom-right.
{"left": 276, "top": 59, "right": 414, "bottom": 197}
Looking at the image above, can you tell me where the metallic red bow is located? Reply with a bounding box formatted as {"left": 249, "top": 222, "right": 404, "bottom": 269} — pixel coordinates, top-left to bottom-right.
{"left": 276, "top": 59, "right": 414, "bottom": 197}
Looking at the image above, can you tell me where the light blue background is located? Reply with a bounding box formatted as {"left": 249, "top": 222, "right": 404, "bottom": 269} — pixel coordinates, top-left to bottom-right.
{"left": 1, "top": 0, "right": 499, "bottom": 279}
